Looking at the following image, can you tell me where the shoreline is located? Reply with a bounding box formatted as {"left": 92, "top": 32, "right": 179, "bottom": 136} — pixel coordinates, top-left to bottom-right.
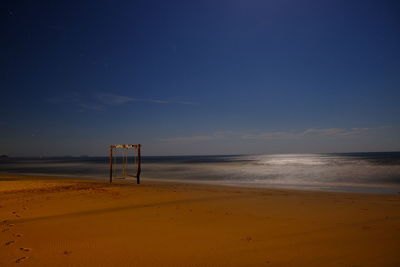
{"left": 1, "top": 172, "right": 399, "bottom": 195}
{"left": 1, "top": 174, "right": 400, "bottom": 266}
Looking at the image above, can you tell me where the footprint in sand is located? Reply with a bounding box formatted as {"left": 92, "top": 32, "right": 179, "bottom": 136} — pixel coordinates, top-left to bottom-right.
{"left": 16, "top": 256, "right": 29, "bottom": 263}
{"left": 242, "top": 236, "right": 253, "bottom": 242}
{"left": 5, "top": 240, "right": 15, "bottom": 246}
{"left": 8, "top": 223, "right": 15, "bottom": 227}
{"left": 1, "top": 228, "right": 10, "bottom": 232}
{"left": 13, "top": 233, "right": 23, "bottom": 238}
{"left": 12, "top": 212, "right": 21, "bottom": 218}
{"left": 20, "top": 247, "right": 32, "bottom": 252}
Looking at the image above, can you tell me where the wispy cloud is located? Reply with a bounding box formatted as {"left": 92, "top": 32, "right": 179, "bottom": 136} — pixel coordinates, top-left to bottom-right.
{"left": 242, "top": 127, "right": 371, "bottom": 140}
{"left": 160, "top": 132, "right": 226, "bottom": 143}
{"left": 77, "top": 103, "right": 105, "bottom": 111}
{"left": 96, "top": 93, "right": 194, "bottom": 105}
{"left": 45, "top": 92, "right": 194, "bottom": 111}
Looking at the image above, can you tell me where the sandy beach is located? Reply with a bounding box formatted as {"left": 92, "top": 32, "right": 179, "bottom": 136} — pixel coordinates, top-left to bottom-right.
{"left": 1, "top": 174, "right": 399, "bottom": 266}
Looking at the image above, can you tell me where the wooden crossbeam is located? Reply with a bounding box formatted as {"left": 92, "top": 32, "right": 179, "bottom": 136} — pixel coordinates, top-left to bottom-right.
{"left": 111, "top": 144, "right": 141, "bottom": 149}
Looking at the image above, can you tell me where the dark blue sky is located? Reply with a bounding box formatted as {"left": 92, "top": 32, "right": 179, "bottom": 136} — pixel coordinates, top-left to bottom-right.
{"left": 1, "top": 0, "right": 400, "bottom": 156}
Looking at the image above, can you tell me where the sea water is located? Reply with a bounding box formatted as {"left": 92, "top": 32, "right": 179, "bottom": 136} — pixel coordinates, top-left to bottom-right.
{"left": 1, "top": 152, "right": 400, "bottom": 193}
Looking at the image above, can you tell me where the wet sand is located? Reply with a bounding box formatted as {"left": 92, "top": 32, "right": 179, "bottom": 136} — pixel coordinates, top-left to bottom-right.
{"left": 1, "top": 174, "right": 400, "bottom": 266}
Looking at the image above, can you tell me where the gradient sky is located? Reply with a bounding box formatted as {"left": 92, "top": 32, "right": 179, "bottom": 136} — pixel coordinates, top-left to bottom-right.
{"left": 1, "top": 0, "right": 400, "bottom": 156}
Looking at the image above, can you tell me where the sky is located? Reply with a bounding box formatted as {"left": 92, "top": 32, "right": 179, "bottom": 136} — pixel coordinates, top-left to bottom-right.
{"left": 1, "top": 0, "right": 400, "bottom": 156}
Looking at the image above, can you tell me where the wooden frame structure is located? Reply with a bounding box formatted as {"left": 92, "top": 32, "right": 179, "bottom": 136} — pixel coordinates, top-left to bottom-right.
{"left": 109, "top": 144, "right": 141, "bottom": 184}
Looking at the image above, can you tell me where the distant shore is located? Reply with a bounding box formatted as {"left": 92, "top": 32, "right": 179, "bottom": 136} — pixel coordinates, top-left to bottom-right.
{"left": 1, "top": 174, "right": 400, "bottom": 266}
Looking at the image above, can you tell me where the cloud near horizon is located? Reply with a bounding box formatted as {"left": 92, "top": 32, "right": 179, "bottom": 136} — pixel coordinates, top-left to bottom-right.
{"left": 160, "top": 132, "right": 226, "bottom": 143}
{"left": 241, "top": 127, "right": 371, "bottom": 140}
{"left": 160, "top": 127, "right": 375, "bottom": 144}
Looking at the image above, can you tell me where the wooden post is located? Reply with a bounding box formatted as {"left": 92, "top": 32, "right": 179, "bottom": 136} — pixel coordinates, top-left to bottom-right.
{"left": 136, "top": 144, "right": 141, "bottom": 184}
{"left": 109, "top": 146, "right": 113, "bottom": 184}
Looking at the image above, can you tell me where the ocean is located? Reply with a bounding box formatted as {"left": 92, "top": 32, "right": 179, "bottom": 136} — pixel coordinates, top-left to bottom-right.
{"left": 1, "top": 152, "right": 400, "bottom": 193}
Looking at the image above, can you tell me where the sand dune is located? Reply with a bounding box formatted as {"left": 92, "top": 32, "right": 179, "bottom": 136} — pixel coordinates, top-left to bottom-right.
{"left": 1, "top": 174, "right": 400, "bottom": 266}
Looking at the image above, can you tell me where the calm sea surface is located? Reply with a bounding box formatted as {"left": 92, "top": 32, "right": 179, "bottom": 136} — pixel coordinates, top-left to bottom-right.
{"left": 1, "top": 152, "right": 400, "bottom": 193}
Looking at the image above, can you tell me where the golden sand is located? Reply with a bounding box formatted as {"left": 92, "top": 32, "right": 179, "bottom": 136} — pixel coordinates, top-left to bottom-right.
{"left": 1, "top": 174, "right": 399, "bottom": 266}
